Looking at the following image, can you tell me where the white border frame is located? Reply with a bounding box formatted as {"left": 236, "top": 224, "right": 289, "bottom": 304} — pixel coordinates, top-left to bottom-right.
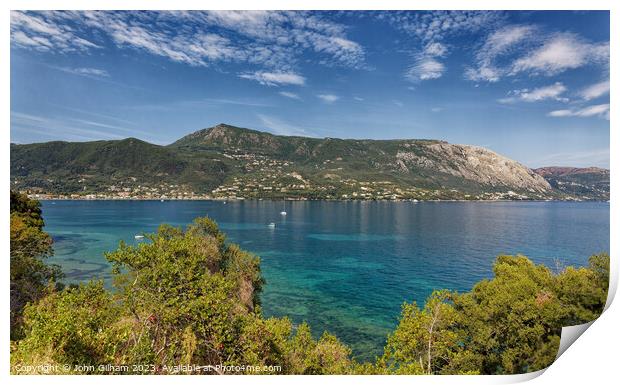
{"left": 2, "top": 1, "right": 616, "bottom": 384}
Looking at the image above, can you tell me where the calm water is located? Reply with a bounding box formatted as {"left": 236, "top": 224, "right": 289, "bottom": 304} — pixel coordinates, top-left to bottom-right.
{"left": 40, "top": 200, "right": 610, "bottom": 360}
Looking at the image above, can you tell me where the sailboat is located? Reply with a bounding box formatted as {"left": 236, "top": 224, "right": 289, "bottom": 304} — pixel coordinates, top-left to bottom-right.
{"left": 280, "top": 200, "right": 287, "bottom": 216}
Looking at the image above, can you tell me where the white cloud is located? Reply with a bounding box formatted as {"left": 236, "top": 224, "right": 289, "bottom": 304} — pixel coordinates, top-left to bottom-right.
{"left": 548, "top": 104, "right": 609, "bottom": 119}
{"left": 465, "top": 25, "right": 536, "bottom": 82}
{"left": 423, "top": 42, "right": 447, "bottom": 57}
{"left": 279, "top": 91, "right": 301, "bottom": 100}
{"left": 466, "top": 27, "right": 609, "bottom": 82}
{"left": 10, "top": 11, "right": 100, "bottom": 52}
{"left": 511, "top": 33, "right": 609, "bottom": 76}
{"left": 353, "top": 96, "right": 364, "bottom": 101}
{"left": 500, "top": 82, "right": 568, "bottom": 103}
{"left": 11, "top": 11, "right": 367, "bottom": 73}
{"left": 388, "top": 11, "right": 504, "bottom": 43}
{"left": 431, "top": 107, "right": 443, "bottom": 112}
{"left": 389, "top": 11, "right": 504, "bottom": 83}
{"left": 579, "top": 80, "right": 610, "bottom": 101}
{"left": 317, "top": 94, "right": 339, "bottom": 103}
{"left": 239, "top": 71, "right": 306, "bottom": 86}
{"left": 406, "top": 57, "right": 445, "bottom": 81}
{"left": 405, "top": 41, "right": 449, "bottom": 82}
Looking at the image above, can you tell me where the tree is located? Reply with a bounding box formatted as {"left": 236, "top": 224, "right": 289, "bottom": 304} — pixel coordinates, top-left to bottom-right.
{"left": 380, "top": 254, "right": 610, "bottom": 375}
{"left": 10, "top": 191, "right": 62, "bottom": 338}
{"left": 451, "top": 255, "right": 566, "bottom": 374}
{"left": 381, "top": 290, "right": 465, "bottom": 374}
{"left": 12, "top": 216, "right": 353, "bottom": 374}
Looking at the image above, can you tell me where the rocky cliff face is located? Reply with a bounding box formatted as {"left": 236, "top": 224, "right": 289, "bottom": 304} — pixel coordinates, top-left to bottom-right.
{"left": 396, "top": 143, "right": 552, "bottom": 193}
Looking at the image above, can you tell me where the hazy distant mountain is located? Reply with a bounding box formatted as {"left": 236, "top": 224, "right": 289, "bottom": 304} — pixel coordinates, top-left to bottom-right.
{"left": 10, "top": 124, "right": 608, "bottom": 200}
{"left": 534, "top": 167, "right": 610, "bottom": 201}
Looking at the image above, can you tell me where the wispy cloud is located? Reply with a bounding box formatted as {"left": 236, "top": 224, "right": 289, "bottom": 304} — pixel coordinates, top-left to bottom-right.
{"left": 126, "top": 97, "right": 273, "bottom": 112}
{"left": 279, "top": 91, "right": 301, "bottom": 100}
{"left": 466, "top": 28, "right": 609, "bottom": 82}
{"left": 388, "top": 11, "right": 504, "bottom": 82}
{"left": 66, "top": 118, "right": 154, "bottom": 138}
{"left": 49, "top": 104, "right": 139, "bottom": 126}
{"left": 257, "top": 114, "right": 316, "bottom": 137}
{"left": 11, "top": 11, "right": 367, "bottom": 75}
{"left": 10, "top": 111, "right": 168, "bottom": 143}
{"left": 406, "top": 42, "right": 447, "bottom": 82}
{"left": 511, "top": 33, "right": 608, "bottom": 76}
{"left": 57, "top": 67, "right": 110, "bottom": 77}
{"left": 499, "top": 82, "right": 568, "bottom": 103}
{"left": 531, "top": 148, "right": 609, "bottom": 168}
{"left": 579, "top": 80, "right": 610, "bottom": 101}
{"left": 239, "top": 71, "right": 305, "bottom": 86}
{"left": 465, "top": 25, "right": 537, "bottom": 82}
{"left": 387, "top": 11, "right": 504, "bottom": 43}
{"left": 406, "top": 56, "right": 445, "bottom": 81}
{"left": 317, "top": 94, "right": 339, "bottom": 103}
{"left": 548, "top": 104, "right": 609, "bottom": 120}
{"left": 11, "top": 111, "right": 127, "bottom": 142}
{"left": 10, "top": 11, "right": 100, "bottom": 52}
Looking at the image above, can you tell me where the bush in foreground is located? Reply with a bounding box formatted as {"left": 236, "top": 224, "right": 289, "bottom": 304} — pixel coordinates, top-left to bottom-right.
{"left": 11, "top": 216, "right": 352, "bottom": 374}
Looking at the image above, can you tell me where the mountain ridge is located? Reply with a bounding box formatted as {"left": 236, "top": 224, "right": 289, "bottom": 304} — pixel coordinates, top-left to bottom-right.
{"left": 10, "top": 124, "right": 609, "bottom": 201}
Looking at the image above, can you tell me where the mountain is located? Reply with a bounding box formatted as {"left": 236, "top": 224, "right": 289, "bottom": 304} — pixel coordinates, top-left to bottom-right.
{"left": 10, "top": 123, "right": 607, "bottom": 200}
{"left": 10, "top": 138, "right": 230, "bottom": 194}
{"left": 533, "top": 167, "right": 610, "bottom": 201}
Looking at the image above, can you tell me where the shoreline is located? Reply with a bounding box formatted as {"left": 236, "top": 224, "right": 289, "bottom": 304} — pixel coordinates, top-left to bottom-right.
{"left": 34, "top": 197, "right": 609, "bottom": 203}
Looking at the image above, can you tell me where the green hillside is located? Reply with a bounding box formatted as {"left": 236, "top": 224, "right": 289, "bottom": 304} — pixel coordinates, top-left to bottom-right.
{"left": 10, "top": 124, "right": 609, "bottom": 200}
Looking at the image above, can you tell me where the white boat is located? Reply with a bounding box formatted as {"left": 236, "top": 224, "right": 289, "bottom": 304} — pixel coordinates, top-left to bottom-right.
{"left": 134, "top": 235, "right": 144, "bottom": 240}
{"left": 160, "top": 199, "right": 165, "bottom": 202}
{"left": 412, "top": 199, "right": 419, "bottom": 203}
{"left": 268, "top": 222, "right": 276, "bottom": 228}
{"left": 280, "top": 211, "right": 287, "bottom": 216}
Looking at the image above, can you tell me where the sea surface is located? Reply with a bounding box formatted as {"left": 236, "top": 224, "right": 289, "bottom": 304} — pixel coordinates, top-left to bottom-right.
{"left": 40, "top": 200, "right": 610, "bottom": 360}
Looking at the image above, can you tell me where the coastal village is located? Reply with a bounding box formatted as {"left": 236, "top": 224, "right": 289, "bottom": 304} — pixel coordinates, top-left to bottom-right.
{"left": 15, "top": 147, "right": 600, "bottom": 202}
{"left": 15, "top": 149, "right": 553, "bottom": 201}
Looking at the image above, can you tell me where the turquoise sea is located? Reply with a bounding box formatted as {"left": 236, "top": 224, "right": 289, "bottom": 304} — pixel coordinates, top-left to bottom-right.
{"left": 40, "top": 200, "right": 610, "bottom": 360}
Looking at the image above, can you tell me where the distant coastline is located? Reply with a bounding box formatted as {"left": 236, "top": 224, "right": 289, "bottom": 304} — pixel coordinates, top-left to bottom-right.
{"left": 12, "top": 124, "right": 610, "bottom": 203}
{"left": 31, "top": 195, "right": 605, "bottom": 203}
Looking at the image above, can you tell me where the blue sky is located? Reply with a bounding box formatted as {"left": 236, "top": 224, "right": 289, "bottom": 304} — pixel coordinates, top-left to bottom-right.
{"left": 10, "top": 10, "right": 610, "bottom": 168}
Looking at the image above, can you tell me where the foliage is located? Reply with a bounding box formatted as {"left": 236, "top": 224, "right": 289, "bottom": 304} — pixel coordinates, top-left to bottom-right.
{"left": 10, "top": 191, "right": 62, "bottom": 338}
{"left": 9, "top": 194, "right": 610, "bottom": 375}
{"left": 382, "top": 290, "right": 462, "bottom": 374}
{"left": 11, "top": 216, "right": 353, "bottom": 374}
{"left": 381, "top": 254, "right": 610, "bottom": 375}
{"left": 10, "top": 282, "right": 119, "bottom": 372}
